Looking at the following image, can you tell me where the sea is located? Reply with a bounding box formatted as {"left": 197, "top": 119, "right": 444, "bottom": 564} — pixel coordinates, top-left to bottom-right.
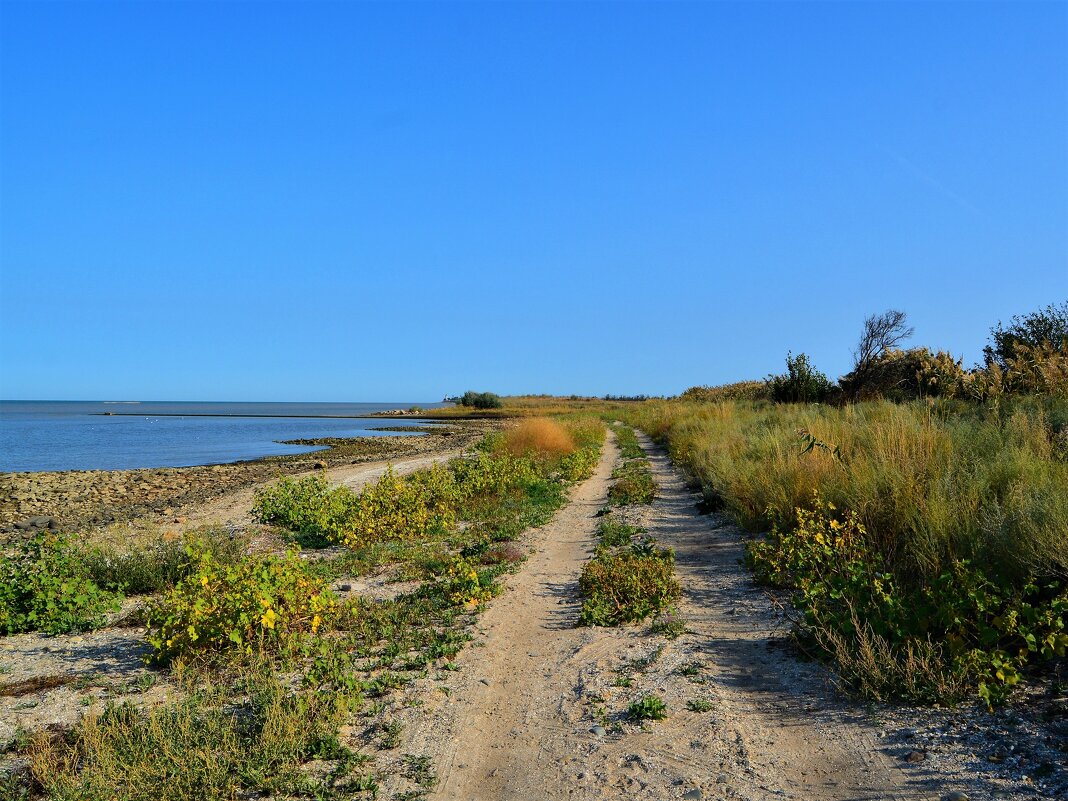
{"left": 0, "top": 401, "right": 449, "bottom": 473}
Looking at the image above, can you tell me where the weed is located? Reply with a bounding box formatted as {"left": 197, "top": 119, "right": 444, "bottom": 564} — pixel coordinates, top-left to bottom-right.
{"left": 626, "top": 695, "right": 667, "bottom": 721}
{"left": 379, "top": 720, "right": 404, "bottom": 749}
{"left": 597, "top": 516, "right": 644, "bottom": 548}
{"left": 686, "top": 698, "right": 713, "bottom": 712}
{"left": 146, "top": 546, "right": 336, "bottom": 661}
{"left": 649, "top": 611, "right": 685, "bottom": 639}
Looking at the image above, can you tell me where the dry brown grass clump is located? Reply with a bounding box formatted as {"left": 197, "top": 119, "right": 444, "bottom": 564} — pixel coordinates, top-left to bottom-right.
{"left": 502, "top": 418, "right": 576, "bottom": 457}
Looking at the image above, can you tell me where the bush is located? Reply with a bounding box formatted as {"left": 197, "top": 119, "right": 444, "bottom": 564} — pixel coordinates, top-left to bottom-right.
{"left": 460, "top": 391, "right": 503, "bottom": 409}
{"left": 502, "top": 418, "right": 575, "bottom": 457}
{"left": 146, "top": 546, "right": 337, "bottom": 661}
{"left": 253, "top": 467, "right": 458, "bottom": 549}
{"left": 579, "top": 548, "right": 680, "bottom": 626}
{"left": 746, "top": 495, "right": 1068, "bottom": 705}
{"left": 251, "top": 474, "right": 343, "bottom": 536}
{"left": 436, "top": 555, "right": 495, "bottom": 608}
{"left": 0, "top": 533, "right": 121, "bottom": 635}
{"left": 336, "top": 465, "right": 457, "bottom": 547}
{"left": 984, "top": 300, "right": 1068, "bottom": 369}
{"left": 766, "top": 352, "right": 833, "bottom": 403}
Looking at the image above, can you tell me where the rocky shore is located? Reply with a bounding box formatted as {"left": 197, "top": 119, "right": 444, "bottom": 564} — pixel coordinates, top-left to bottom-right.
{"left": 0, "top": 421, "right": 494, "bottom": 537}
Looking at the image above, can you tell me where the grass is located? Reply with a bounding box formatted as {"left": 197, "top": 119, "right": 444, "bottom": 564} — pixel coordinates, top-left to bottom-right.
{"left": 596, "top": 515, "right": 644, "bottom": 548}
{"left": 617, "top": 395, "right": 1068, "bottom": 704}
{"left": 502, "top": 417, "right": 576, "bottom": 457}
{"left": 28, "top": 660, "right": 370, "bottom": 801}
{"left": 618, "top": 396, "right": 1068, "bottom": 584}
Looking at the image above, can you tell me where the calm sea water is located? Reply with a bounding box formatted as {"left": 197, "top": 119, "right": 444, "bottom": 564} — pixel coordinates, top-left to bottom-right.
{"left": 0, "top": 401, "right": 449, "bottom": 473}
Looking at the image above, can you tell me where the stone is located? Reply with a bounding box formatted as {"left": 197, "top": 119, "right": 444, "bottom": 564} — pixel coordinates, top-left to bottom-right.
{"left": 943, "top": 794, "right": 968, "bottom": 801}
{"left": 905, "top": 750, "right": 926, "bottom": 763}
{"left": 590, "top": 725, "right": 607, "bottom": 736}
{"left": 683, "top": 790, "right": 702, "bottom": 800}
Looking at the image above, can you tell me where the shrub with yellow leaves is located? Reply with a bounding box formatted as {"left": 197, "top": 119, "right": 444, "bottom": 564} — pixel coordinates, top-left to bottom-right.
{"left": 146, "top": 543, "right": 336, "bottom": 662}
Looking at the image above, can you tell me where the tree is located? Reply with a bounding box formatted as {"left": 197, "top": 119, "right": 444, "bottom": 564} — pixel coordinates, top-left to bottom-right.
{"left": 983, "top": 301, "right": 1068, "bottom": 369}
{"left": 844, "top": 310, "right": 914, "bottom": 401}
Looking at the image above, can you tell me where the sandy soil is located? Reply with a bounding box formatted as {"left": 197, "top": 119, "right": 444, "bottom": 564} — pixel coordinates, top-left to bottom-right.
{"left": 374, "top": 432, "right": 970, "bottom": 801}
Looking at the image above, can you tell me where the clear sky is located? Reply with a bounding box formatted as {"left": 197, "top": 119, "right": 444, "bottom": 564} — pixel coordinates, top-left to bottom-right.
{"left": 1, "top": 1, "right": 1065, "bottom": 401}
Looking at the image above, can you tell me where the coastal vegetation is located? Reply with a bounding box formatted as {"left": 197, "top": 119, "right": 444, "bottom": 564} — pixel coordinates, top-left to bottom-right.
{"left": 614, "top": 302, "right": 1068, "bottom": 705}
{"left": 6, "top": 416, "right": 605, "bottom": 798}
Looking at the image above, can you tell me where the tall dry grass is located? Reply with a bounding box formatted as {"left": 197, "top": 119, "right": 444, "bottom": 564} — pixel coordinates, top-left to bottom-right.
{"left": 501, "top": 417, "right": 576, "bottom": 457}
{"left": 619, "top": 396, "right": 1068, "bottom": 585}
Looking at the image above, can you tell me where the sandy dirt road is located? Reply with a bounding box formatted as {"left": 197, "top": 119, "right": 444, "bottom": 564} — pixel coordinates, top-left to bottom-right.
{"left": 380, "top": 432, "right": 949, "bottom": 801}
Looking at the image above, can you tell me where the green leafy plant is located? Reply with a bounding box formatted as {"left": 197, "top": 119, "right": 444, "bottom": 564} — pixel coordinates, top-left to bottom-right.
{"left": 746, "top": 494, "right": 1068, "bottom": 705}
{"left": 626, "top": 695, "right": 667, "bottom": 721}
{"left": 0, "top": 533, "right": 121, "bottom": 635}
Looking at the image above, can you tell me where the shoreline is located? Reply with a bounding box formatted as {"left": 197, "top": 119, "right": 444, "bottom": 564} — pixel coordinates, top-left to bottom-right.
{"left": 0, "top": 419, "right": 496, "bottom": 536}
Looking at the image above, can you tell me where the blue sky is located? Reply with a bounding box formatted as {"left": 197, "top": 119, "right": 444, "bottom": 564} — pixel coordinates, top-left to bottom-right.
{"left": 1, "top": 1, "right": 1065, "bottom": 401}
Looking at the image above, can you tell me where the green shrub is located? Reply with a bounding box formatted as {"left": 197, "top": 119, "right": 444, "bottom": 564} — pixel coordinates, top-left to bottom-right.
{"left": 746, "top": 496, "right": 1068, "bottom": 705}
{"left": 146, "top": 546, "right": 337, "bottom": 662}
{"left": 251, "top": 474, "right": 344, "bottom": 537}
{"left": 766, "top": 352, "right": 833, "bottom": 403}
{"left": 579, "top": 549, "right": 680, "bottom": 626}
{"left": 608, "top": 460, "right": 656, "bottom": 505}
{"left": 0, "top": 534, "right": 121, "bottom": 635}
{"left": 626, "top": 695, "right": 667, "bottom": 721}
{"left": 460, "top": 391, "right": 503, "bottom": 409}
